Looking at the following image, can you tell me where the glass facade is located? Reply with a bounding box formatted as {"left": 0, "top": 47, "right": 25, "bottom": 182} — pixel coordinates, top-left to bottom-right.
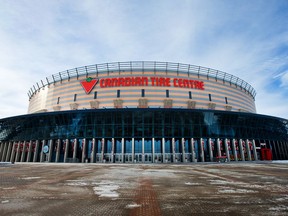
{"left": 0, "top": 108, "right": 287, "bottom": 163}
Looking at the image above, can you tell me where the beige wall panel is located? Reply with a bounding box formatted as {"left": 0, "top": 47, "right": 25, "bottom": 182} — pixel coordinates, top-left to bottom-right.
{"left": 32, "top": 94, "right": 255, "bottom": 113}
{"left": 36, "top": 98, "right": 255, "bottom": 113}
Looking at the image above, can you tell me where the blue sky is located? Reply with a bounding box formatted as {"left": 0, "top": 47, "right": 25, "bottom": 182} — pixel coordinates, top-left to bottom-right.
{"left": 0, "top": 0, "right": 287, "bottom": 119}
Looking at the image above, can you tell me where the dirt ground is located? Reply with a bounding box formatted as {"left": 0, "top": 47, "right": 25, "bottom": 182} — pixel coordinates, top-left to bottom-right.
{"left": 0, "top": 162, "right": 288, "bottom": 216}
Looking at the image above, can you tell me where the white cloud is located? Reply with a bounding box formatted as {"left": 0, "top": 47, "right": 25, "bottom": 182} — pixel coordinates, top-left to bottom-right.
{"left": 280, "top": 72, "right": 288, "bottom": 88}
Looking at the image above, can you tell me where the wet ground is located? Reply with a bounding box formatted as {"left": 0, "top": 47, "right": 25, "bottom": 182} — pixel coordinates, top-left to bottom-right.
{"left": 0, "top": 162, "right": 288, "bottom": 216}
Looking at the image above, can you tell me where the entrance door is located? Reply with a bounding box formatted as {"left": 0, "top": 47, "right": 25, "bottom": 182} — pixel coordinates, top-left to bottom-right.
{"left": 184, "top": 153, "right": 191, "bottom": 162}
{"left": 154, "top": 153, "right": 162, "bottom": 163}
{"left": 96, "top": 153, "right": 102, "bottom": 162}
{"left": 175, "top": 153, "right": 181, "bottom": 162}
{"left": 103, "top": 153, "right": 111, "bottom": 163}
{"left": 134, "top": 154, "right": 143, "bottom": 163}
{"left": 144, "top": 153, "right": 152, "bottom": 163}
{"left": 164, "top": 153, "right": 171, "bottom": 163}
{"left": 124, "top": 154, "right": 133, "bottom": 163}
{"left": 115, "top": 153, "right": 122, "bottom": 163}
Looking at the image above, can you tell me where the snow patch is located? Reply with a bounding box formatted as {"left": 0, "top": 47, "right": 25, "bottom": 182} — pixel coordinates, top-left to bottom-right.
{"left": 66, "top": 181, "right": 89, "bottom": 186}
{"left": 269, "top": 206, "right": 288, "bottom": 211}
{"left": 2, "top": 187, "right": 16, "bottom": 190}
{"left": 261, "top": 176, "right": 275, "bottom": 180}
{"left": 209, "top": 180, "right": 232, "bottom": 185}
{"left": 275, "top": 196, "right": 288, "bottom": 202}
{"left": 218, "top": 187, "right": 257, "bottom": 194}
{"left": 272, "top": 160, "right": 288, "bottom": 164}
{"left": 0, "top": 162, "right": 12, "bottom": 165}
{"left": 185, "top": 182, "right": 202, "bottom": 186}
{"left": 243, "top": 184, "right": 265, "bottom": 189}
{"left": 93, "top": 181, "right": 119, "bottom": 198}
{"left": 21, "top": 177, "right": 41, "bottom": 180}
{"left": 141, "top": 169, "right": 176, "bottom": 177}
{"left": 1, "top": 200, "right": 9, "bottom": 204}
{"left": 125, "top": 203, "right": 141, "bottom": 209}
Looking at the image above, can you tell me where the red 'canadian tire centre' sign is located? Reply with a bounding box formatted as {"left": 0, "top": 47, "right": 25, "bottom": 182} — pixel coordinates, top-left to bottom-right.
{"left": 80, "top": 76, "right": 205, "bottom": 94}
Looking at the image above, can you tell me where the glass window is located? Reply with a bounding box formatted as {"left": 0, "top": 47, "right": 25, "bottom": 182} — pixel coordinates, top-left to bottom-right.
{"left": 125, "top": 140, "right": 132, "bottom": 153}
{"left": 94, "top": 91, "right": 97, "bottom": 99}
{"left": 154, "top": 140, "right": 161, "bottom": 153}
{"left": 106, "top": 140, "right": 112, "bottom": 153}
{"left": 166, "top": 90, "right": 169, "bottom": 98}
{"left": 145, "top": 140, "right": 152, "bottom": 153}
{"left": 117, "top": 90, "right": 120, "bottom": 98}
{"left": 87, "top": 140, "right": 92, "bottom": 159}
{"left": 165, "top": 139, "right": 171, "bottom": 153}
{"left": 115, "top": 140, "right": 122, "bottom": 153}
{"left": 141, "top": 89, "right": 145, "bottom": 97}
{"left": 175, "top": 140, "right": 180, "bottom": 153}
{"left": 97, "top": 140, "right": 102, "bottom": 153}
{"left": 74, "top": 94, "right": 77, "bottom": 102}
{"left": 184, "top": 140, "right": 189, "bottom": 153}
{"left": 135, "top": 140, "right": 142, "bottom": 153}
{"left": 189, "top": 91, "right": 192, "bottom": 99}
{"left": 209, "top": 94, "right": 212, "bottom": 101}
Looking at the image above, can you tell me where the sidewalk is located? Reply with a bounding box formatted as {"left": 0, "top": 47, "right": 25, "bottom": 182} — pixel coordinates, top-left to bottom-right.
{"left": 1, "top": 162, "right": 288, "bottom": 215}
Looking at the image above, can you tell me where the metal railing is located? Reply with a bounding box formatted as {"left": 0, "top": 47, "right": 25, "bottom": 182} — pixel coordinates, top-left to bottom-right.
{"left": 28, "top": 61, "right": 256, "bottom": 99}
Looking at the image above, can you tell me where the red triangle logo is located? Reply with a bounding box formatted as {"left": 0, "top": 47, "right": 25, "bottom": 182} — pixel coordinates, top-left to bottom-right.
{"left": 80, "top": 77, "right": 98, "bottom": 94}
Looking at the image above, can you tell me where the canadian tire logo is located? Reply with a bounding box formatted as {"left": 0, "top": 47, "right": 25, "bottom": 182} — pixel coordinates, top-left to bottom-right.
{"left": 80, "top": 77, "right": 98, "bottom": 94}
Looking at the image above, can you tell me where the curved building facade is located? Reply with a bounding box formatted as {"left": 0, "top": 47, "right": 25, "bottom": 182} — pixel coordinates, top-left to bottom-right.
{"left": 27, "top": 61, "right": 256, "bottom": 114}
{"left": 0, "top": 61, "right": 287, "bottom": 164}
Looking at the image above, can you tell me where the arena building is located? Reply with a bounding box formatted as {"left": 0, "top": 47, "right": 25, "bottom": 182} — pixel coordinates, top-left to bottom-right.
{"left": 0, "top": 61, "right": 287, "bottom": 163}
